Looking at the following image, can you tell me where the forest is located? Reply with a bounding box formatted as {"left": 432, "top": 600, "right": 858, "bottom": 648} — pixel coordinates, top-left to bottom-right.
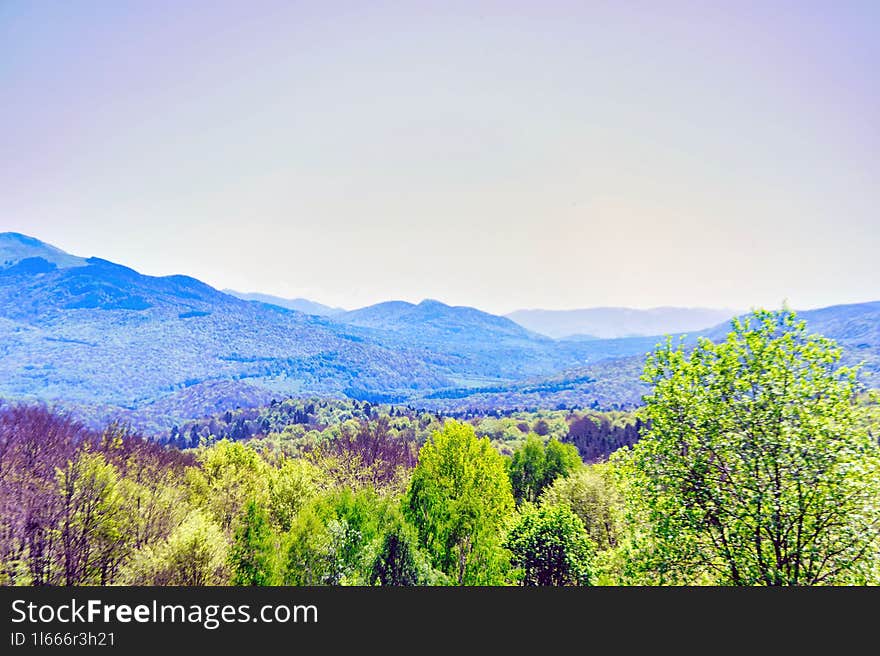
{"left": 1, "top": 309, "right": 878, "bottom": 586}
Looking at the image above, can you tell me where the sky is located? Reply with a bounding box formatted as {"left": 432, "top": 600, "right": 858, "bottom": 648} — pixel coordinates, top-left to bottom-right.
{"left": 1, "top": 1, "right": 878, "bottom": 314}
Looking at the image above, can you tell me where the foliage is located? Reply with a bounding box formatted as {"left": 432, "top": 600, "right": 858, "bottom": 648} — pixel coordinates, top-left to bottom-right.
{"left": 405, "top": 421, "right": 515, "bottom": 585}
{"left": 229, "top": 499, "right": 276, "bottom": 585}
{"left": 540, "top": 463, "right": 622, "bottom": 552}
{"left": 123, "top": 509, "right": 227, "bottom": 586}
{"left": 508, "top": 434, "right": 581, "bottom": 505}
{"left": 283, "top": 487, "right": 394, "bottom": 585}
{"left": 504, "top": 503, "right": 595, "bottom": 586}
{"left": 616, "top": 309, "right": 880, "bottom": 585}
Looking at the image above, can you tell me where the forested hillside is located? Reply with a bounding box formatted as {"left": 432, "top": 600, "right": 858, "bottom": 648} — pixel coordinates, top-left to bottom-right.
{"left": 2, "top": 309, "right": 878, "bottom": 586}
{"left": 4, "top": 233, "right": 879, "bottom": 434}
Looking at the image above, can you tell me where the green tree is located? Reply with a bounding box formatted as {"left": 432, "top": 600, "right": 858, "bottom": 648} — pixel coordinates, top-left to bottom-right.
{"left": 617, "top": 309, "right": 880, "bottom": 585}
{"left": 504, "top": 503, "right": 595, "bottom": 586}
{"left": 369, "top": 517, "right": 441, "bottom": 586}
{"left": 186, "top": 440, "right": 269, "bottom": 531}
{"left": 509, "top": 434, "right": 546, "bottom": 504}
{"left": 509, "top": 434, "right": 581, "bottom": 505}
{"left": 540, "top": 463, "right": 621, "bottom": 552}
{"left": 229, "top": 499, "right": 275, "bottom": 585}
{"left": 122, "top": 510, "right": 228, "bottom": 585}
{"left": 284, "top": 487, "right": 393, "bottom": 585}
{"left": 55, "top": 449, "right": 124, "bottom": 585}
{"left": 405, "top": 421, "right": 514, "bottom": 585}
{"left": 543, "top": 438, "right": 582, "bottom": 487}
{"left": 267, "top": 457, "right": 324, "bottom": 532}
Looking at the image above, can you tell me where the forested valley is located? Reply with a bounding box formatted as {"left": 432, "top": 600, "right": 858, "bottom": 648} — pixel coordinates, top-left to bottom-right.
{"left": 2, "top": 309, "right": 878, "bottom": 586}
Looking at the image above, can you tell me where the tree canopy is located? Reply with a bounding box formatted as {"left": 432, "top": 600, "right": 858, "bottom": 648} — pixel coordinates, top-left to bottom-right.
{"left": 615, "top": 309, "right": 880, "bottom": 585}
{"left": 405, "top": 421, "right": 514, "bottom": 585}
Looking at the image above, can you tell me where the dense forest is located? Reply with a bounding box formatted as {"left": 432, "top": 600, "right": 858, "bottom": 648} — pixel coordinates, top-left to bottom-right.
{"left": 1, "top": 310, "right": 878, "bottom": 586}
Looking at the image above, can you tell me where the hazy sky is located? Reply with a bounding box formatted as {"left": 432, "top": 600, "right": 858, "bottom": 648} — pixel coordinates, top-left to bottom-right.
{"left": 1, "top": 1, "right": 878, "bottom": 313}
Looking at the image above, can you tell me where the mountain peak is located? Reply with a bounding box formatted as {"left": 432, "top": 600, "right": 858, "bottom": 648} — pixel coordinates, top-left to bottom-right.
{"left": 0, "top": 232, "right": 87, "bottom": 270}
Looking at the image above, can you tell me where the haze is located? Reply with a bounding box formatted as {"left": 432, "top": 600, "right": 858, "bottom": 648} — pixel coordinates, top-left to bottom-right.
{"left": 1, "top": 1, "right": 877, "bottom": 313}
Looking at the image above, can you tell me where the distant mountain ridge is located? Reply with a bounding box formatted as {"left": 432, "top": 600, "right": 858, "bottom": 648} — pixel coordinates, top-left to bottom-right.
{"left": 0, "top": 232, "right": 87, "bottom": 270}
{"left": 0, "top": 232, "right": 877, "bottom": 432}
{"left": 223, "top": 290, "right": 343, "bottom": 316}
{"left": 507, "top": 306, "right": 739, "bottom": 339}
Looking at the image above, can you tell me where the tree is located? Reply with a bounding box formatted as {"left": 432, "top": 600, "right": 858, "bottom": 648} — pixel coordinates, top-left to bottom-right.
{"left": 229, "top": 500, "right": 275, "bottom": 585}
{"left": 543, "top": 438, "right": 582, "bottom": 488}
{"left": 122, "top": 510, "right": 228, "bottom": 585}
{"left": 540, "top": 463, "right": 621, "bottom": 552}
{"left": 283, "top": 487, "right": 393, "bottom": 585}
{"left": 508, "top": 434, "right": 581, "bottom": 505}
{"left": 55, "top": 449, "right": 124, "bottom": 585}
{"left": 405, "top": 421, "right": 514, "bottom": 585}
{"left": 369, "top": 517, "right": 441, "bottom": 586}
{"left": 617, "top": 309, "right": 880, "bottom": 585}
{"left": 504, "top": 503, "right": 595, "bottom": 586}
{"left": 508, "top": 434, "right": 546, "bottom": 504}
{"left": 267, "top": 457, "right": 324, "bottom": 532}
{"left": 186, "top": 440, "right": 269, "bottom": 531}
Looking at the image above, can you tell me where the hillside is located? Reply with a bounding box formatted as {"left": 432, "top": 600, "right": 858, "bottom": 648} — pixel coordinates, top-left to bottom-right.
{"left": 0, "top": 234, "right": 448, "bottom": 412}
{"left": 1, "top": 232, "right": 877, "bottom": 430}
{"left": 0, "top": 234, "right": 657, "bottom": 425}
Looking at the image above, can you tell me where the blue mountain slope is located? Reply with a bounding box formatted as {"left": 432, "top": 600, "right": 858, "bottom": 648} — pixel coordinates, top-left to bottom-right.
{"left": 0, "top": 235, "right": 449, "bottom": 410}
{"left": 1, "top": 232, "right": 876, "bottom": 426}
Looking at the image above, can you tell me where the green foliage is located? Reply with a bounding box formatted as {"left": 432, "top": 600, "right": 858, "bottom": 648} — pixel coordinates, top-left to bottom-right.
{"left": 186, "top": 439, "right": 269, "bottom": 530}
{"left": 616, "top": 309, "right": 880, "bottom": 585}
{"left": 369, "top": 517, "right": 443, "bottom": 586}
{"left": 540, "top": 463, "right": 621, "bottom": 552}
{"left": 508, "top": 434, "right": 581, "bottom": 505}
{"left": 283, "top": 487, "right": 394, "bottom": 585}
{"left": 229, "top": 499, "right": 276, "bottom": 586}
{"left": 267, "top": 457, "right": 325, "bottom": 532}
{"left": 405, "top": 421, "right": 515, "bottom": 585}
{"left": 55, "top": 449, "right": 124, "bottom": 585}
{"left": 123, "top": 509, "right": 227, "bottom": 585}
{"left": 505, "top": 503, "right": 595, "bottom": 586}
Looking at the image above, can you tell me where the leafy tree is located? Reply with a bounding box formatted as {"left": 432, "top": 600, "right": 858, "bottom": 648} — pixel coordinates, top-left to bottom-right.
{"left": 283, "top": 505, "right": 333, "bottom": 586}
{"left": 186, "top": 439, "right": 269, "bottom": 530}
{"left": 369, "top": 517, "right": 439, "bottom": 586}
{"left": 508, "top": 434, "right": 581, "bottom": 505}
{"left": 283, "top": 487, "right": 393, "bottom": 585}
{"left": 543, "top": 438, "right": 582, "bottom": 487}
{"left": 504, "top": 503, "right": 595, "bottom": 586}
{"left": 617, "top": 309, "right": 880, "bottom": 585}
{"left": 509, "top": 434, "right": 546, "bottom": 504}
{"left": 123, "top": 510, "right": 228, "bottom": 585}
{"left": 540, "top": 463, "right": 621, "bottom": 552}
{"left": 405, "top": 421, "right": 514, "bottom": 585}
{"left": 267, "top": 457, "right": 324, "bottom": 532}
{"left": 229, "top": 499, "right": 275, "bottom": 585}
{"left": 55, "top": 449, "right": 123, "bottom": 585}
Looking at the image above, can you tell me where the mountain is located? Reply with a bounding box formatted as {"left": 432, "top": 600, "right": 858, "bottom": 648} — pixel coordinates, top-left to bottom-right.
{"left": 0, "top": 233, "right": 653, "bottom": 426}
{"left": 421, "top": 301, "right": 880, "bottom": 413}
{"left": 0, "top": 233, "right": 449, "bottom": 420}
{"left": 506, "top": 306, "right": 739, "bottom": 339}
{"left": 0, "top": 232, "right": 87, "bottom": 270}
{"left": 1, "top": 233, "right": 876, "bottom": 431}
{"left": 334, "top": 299, "right": 626, "bottom": 382}
{"left": 223, "top": 290, "right": 343, "bottom": 316}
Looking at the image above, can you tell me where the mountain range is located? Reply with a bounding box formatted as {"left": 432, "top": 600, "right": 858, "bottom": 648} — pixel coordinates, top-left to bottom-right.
{"left": 222, "top": 290, "right": 343, "bottom": 316}
{"left": 0, "top": 231, "right": 877, "bottom": 432}
{"left": 506, "top": 306, "right": 740, "bottom": 339}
